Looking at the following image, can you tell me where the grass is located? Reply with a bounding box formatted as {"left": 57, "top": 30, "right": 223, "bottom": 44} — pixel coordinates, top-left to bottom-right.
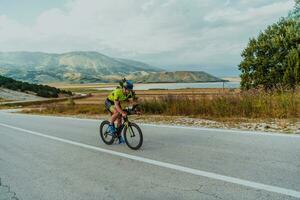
{"left": 22, "top": 104, "right": 105, "bottom": 115}
{"left": 0, "top": 98, "right": 12, "bottom": 102}
{"left": 21, "top": 89, "right": 300, "bottom": 120}
{"left": 18, "top": 89, "right": 300, "bottom": 134}
{"left": 138, "top": 90, "right": 300, "bottom": 119}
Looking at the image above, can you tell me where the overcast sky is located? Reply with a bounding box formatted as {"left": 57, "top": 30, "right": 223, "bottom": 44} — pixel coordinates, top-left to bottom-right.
{"left": 0, "top": 0, "right": 295, "bottom": 76}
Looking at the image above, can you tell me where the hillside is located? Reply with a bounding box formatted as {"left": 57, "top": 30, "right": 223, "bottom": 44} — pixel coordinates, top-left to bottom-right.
{"left": 0, "top": 75, "right": 72, "bottom": 98}
{"left": 0, "top": 87, "right": 45, "bottom": 101}
{"left": 0, "top": 51, "right": 161, "bottom": 83}
{"left": 0, "top": 51, "right": 224, "bottom": 83}
{"left": 131, "top": 71, "right": 224, "bottom": 83}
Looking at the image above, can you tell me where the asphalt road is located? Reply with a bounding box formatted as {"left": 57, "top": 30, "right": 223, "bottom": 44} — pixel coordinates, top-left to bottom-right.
{"left": 0, "top": 110, "right": 299, "bottom": 200}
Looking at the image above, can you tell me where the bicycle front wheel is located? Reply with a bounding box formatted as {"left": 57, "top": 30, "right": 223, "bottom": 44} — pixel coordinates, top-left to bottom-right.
{"left": 124, "top": 123, "right": 143, "bottom": 150}
{"left": 100, "top": 120, "right": 114, "bottom": 145}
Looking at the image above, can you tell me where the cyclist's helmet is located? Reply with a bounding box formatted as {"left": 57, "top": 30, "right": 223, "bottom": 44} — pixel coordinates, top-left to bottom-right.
{"left": 123, "top": 80, "right": 133, "bottom": 90}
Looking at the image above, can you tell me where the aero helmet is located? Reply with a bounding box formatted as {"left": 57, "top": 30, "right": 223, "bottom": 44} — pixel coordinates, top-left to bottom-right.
{"left": 123, "top": 80, "right": 133, "bottom": 90}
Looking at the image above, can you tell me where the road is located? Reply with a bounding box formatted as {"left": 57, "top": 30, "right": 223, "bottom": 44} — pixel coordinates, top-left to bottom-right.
{"left": 0, "top": 110, "right": 299, "bottom": 200}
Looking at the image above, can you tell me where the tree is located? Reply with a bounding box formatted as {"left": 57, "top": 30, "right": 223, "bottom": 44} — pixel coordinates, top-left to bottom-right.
{"left": 295, "top": 47, "right": 300, "bottom": 84}
{"left": 239, "top": 1, "right": 300, "bottom": 90}
{"left": 289, "top": 0, "right": 300, "bottom": 20}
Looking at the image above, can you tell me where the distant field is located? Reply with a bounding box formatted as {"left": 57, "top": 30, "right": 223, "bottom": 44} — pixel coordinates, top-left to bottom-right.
{"left": 48, "top": 82, "right": 239, "bottom": 104}
{"left": 62, "top": 88, "right": 238, "bottom": 105}
{"left": 49, "top": 83, "right": 118, "bottom": 89}
{"left": 48, "top": 83, "right": 117, "bottom": 94}
{"left": 50, "top": 82, "right": 239, "bottom": 92}
{"left": 0, "top": 98, "right": 8, "bottom": 102}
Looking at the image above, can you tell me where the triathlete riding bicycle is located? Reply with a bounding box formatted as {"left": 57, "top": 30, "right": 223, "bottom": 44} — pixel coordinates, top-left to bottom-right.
{"left": 105, "top": 79, "right": 137, "bottom": 144}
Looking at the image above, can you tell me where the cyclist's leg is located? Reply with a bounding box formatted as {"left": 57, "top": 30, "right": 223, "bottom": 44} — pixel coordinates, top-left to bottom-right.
{"left": 110, "top": 106, "right": 119, "bottom": 124}
{"left": 106, "top": 107, "right": 119, "bottom": 134}
{"left": 116, "top": 115, "right": 124, "bottom": 143}
{"left": 110, "top": 102, "right": 122, "bottom": 122}
{"left": 116, "top": 115, "right": 122, "bottom": 129}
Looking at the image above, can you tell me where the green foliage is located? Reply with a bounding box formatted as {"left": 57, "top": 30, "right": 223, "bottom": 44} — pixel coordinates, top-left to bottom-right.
{"left": 288, "top": 0, "right": 300, "bottom": 19}
{"left": 239, "top": 2, "right": 300, "bottom": 90}
{"left": 0, "top": 75, "right": 72, "bottom": 98}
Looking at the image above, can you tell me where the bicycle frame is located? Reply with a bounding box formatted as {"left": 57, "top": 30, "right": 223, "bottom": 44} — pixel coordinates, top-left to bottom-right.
{"left": 115, "top": 116, "right": 134, "bottom": 137}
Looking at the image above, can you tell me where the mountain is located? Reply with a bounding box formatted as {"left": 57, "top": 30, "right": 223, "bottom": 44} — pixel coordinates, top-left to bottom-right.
{"left": 0, "top": 51, "right": 161, "bottom": 83}
{"left": 0, "top": 51, "right": 223, "bottom": 83}
{"left": 130, "top": 71, "right": 224, "bottom": 83}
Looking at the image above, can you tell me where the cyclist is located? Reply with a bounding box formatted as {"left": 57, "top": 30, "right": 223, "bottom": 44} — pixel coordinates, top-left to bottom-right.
{"left": 105, "top": 79, "right": 137, "bottom": 143}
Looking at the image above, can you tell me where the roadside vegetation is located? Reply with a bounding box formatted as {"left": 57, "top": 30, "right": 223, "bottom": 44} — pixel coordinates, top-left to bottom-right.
{"left": 139, "top": 89, "right": 300, "bottom": 119}
{"left": 22, "top": 88, "right": 300, "bottom": 119}
{"left": 23, "top": 104, "right": 104, "bottom": 115}
{"left": 0, "top": 97, "right": 14, "bottom": 104}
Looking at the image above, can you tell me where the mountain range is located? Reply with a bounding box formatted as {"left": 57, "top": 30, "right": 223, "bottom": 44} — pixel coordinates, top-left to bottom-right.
{"left": 0, "top": 51, "right": 223, "bottom": 83}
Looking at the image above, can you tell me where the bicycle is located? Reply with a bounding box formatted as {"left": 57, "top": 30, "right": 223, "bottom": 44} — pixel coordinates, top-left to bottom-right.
{"left": 99, "top": 104, "right": 143, "bottom": 150}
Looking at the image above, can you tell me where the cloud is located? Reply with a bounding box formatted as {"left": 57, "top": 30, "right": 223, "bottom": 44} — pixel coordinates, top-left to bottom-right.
{"left": 0, "top": 0, "right": 295, "bottom": 75}
{"left": 204, "top": 1, "right": 294, "bottom": 24}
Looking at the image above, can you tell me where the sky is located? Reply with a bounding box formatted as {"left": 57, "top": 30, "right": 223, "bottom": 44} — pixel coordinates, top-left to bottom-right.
{"left": 0, "top": 0, "right": 295, "bottom": 76}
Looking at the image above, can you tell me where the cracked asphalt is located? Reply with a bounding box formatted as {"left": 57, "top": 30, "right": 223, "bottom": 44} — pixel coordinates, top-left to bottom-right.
{"left": 0, "top": 111, "right": 299, "bottom": 200}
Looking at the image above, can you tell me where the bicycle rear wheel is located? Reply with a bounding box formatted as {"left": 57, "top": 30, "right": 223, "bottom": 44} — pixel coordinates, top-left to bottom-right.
{"left": 124, "top": 123, "right": 143, "bottom": 150}
{"left": 100, "top": 120, "right": 114, "bottom": 145}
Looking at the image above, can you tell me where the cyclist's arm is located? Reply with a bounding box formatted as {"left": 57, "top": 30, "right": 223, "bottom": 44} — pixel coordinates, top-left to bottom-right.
{"left": 127, "top": 98, "right": 139, "bottom": 106}
{"left": 130, "top": 91, "right": 139, "bottom": 103}
{"left": 114, "top": 100, "right": 126, "bottom": 115}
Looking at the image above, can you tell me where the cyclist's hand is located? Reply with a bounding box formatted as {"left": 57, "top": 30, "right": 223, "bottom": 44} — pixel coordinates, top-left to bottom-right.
{"left": 135, "top": 110, "right": 142, "bottom": 115}
{"left": 121, "top": 112, "right": 127, "bottom": 118}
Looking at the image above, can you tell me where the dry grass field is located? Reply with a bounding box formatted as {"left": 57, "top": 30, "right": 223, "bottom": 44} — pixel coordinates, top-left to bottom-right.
{"left": 23, "top": 83, "right": 300, "bottom": 119}
{"left": 20, "top": 84, "right": 300, "bottom": 133}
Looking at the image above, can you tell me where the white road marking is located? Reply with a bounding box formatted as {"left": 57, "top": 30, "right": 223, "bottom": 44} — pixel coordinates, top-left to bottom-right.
{"left": 2, "top": 111, "right": 300, "bottom": 137}
{"left": 0, "top": 122, "right": 300, "bottom": 198}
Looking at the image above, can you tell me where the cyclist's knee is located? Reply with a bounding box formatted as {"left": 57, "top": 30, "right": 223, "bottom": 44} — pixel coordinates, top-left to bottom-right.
{"left": 117, "top": 113, "right": 122, "bottom": 118}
